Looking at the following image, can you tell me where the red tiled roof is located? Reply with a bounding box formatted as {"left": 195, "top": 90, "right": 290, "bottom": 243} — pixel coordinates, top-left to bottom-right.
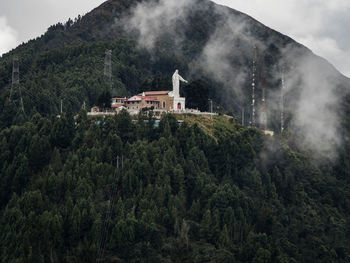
{"left": 126, "top": 95, "right": 155, "bottom": 102}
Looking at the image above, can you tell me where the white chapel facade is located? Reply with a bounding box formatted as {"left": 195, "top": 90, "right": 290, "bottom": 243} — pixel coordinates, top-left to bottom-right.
{"left": 110, "top": 70, "right": 188, "bottom": 113}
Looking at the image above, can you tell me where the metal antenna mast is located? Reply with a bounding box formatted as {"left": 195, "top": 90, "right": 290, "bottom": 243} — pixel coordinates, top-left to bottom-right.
{"left": 250, "top": 46, "right": 258, "bottom": 127}
{"left": 242, "top": 107, "right": 245, "bottom": 126}
{"left": 10, "top": 56, "right": 25, "bottom": 113}
{"left": 280, "top": 68, "right": 285, "bottom": 134}
{"left": 104, "top": 49, "right": 112, "bottom": 90}
{"left": 260, "top": 75, "right": 267, "bottom": 130}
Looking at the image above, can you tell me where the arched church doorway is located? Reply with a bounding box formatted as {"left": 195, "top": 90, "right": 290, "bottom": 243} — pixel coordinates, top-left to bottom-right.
{"left": 177, "top": 103, "right": 181, "bottom": 110}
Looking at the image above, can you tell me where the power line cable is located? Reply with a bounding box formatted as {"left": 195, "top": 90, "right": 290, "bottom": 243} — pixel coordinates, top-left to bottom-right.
{"left": 96, "top": 155, "right": 123, "bottom": 263}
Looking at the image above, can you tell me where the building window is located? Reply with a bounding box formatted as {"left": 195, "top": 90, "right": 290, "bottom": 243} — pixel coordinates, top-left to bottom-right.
{"left": 163, "top": 101, "right": 166, "bottom": 108}
{"left": 177, "top": 103, "right": 181, "bottom": 110}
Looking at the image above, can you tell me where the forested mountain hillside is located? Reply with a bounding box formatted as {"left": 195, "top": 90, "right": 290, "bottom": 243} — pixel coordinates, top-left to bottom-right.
{"left": 0, "top": 0, "right": 350, "bottom": 262}
{"left": 1, "top": 111, "right": 349, "bottom": 262}
{"left": 1, "top": 0, "right": 349, "bottom": 132}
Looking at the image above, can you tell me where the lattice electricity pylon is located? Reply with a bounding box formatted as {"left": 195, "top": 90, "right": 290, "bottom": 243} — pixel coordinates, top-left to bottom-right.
{"left": 9, "top": 56, "right": 25, "bottom": 113}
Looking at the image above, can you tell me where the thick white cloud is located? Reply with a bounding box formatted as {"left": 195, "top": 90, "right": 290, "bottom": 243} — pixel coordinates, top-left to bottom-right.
{"left": 0, "top": 0, "right": 105, "bottom": 55}
{"left": 213, "top": 0, "right": 350, "bottom": 77}
{"left": 0, "top": 16, "right": 18, "bottom": 56}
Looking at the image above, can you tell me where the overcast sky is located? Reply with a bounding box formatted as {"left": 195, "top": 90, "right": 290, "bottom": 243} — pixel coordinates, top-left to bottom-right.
{"left": 1, "top": 0, "right": 349, "bottom": 77}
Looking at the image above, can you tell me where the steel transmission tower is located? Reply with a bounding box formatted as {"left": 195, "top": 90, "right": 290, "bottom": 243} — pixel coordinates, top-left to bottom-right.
{"left": 10, "top": 56, "right": 25, "bottom": 113}
{"left": 104, "top": 49, "right": 112, "bottom": 89}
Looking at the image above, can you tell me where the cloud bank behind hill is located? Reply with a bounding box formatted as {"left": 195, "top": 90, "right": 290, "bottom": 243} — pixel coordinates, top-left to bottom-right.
{"left": 1, "top": 0, "right": 349, "bottom": 78}
{"left": 214, "top": 0, "right": 350, "bottom": 77}
{"left": 0, "top": 16, "right": 18, "bottom": 56}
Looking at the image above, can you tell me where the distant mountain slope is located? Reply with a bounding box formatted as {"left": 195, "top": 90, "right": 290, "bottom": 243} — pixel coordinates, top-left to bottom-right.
{"left": 0, "top": 0, "right": 349, "bottom": 151}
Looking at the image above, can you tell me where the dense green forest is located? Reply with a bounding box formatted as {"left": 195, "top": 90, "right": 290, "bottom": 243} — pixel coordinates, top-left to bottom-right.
{"left": 0, "top": 111, "right": 349, "bottom": 262}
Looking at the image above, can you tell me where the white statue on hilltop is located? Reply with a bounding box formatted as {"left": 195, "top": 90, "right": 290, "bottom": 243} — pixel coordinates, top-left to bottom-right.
{"left": 172, "top": 69, "right": 188, "bottom": 98}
